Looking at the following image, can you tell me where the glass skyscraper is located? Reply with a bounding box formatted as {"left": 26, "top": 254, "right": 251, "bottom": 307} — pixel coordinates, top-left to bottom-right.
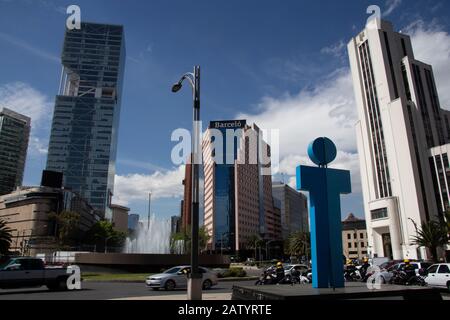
{"left": 0, "top": 108, "right": 30, "bottom": 195}
{"left": 203, "top": 120, "right": 243, "bottom": 251}
{"left": 202, "top": 120, "right": 280, "bottom": 254}
{"left": 46, "top": 22, "right": 126, "bottom": 216}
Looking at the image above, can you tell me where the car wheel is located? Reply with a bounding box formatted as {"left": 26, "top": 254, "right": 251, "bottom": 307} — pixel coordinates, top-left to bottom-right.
{"left": 203, "top": 279, "right": 212, "bottom": 290}
{"left": 165, "top": 280, "right": 176, "bottom": 291}
{"left": 48, "top": 278, "right": 68, "bottom": 291}
{"left": 447, "top": 281, "right": 450, "bottom": 293}
{"left": 46, "top": 282, "right": 58, "bottom": 291}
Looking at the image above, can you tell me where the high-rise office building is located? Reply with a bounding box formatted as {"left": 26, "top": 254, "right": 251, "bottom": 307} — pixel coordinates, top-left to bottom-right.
{"left": 272, "top": 181, "right": 309, "bottom": 240}
{"left": 181, "top": 154, "right": 192, "bottom": 233}
{"left": 348, "top": 19, "right": 450, "bottom": 260}
{"left": 0, "top": 108, "right": 30, "bottom": 195}
{"left": 110, "top": 203, "right": 130, "bottom": 233}
{"left": 46, "top": 22, "right": 126, "bottom": 217}
{"left": 202, "top": 120, "right": 281, "bottom": 254}
{"left": 128, "top": 213, "right": 140, "bottom": 232}
{"left": 171, "top": 215, "right": 181, "bottom": 235}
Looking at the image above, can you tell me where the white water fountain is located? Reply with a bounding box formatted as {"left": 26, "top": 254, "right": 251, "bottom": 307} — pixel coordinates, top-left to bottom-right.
{"left": 124, "top": 215, "right": 171, "bottom": 254}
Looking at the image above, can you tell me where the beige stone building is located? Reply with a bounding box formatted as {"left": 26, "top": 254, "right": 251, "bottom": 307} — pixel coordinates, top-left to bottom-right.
{"left": 110, "top": 204, "right": 130, "bottom": 234}
{"left": 0, "top": 186, "right": 99, "bottom": 255}
{"left": 342, "top": 213, "right": 369, "bottom": 261}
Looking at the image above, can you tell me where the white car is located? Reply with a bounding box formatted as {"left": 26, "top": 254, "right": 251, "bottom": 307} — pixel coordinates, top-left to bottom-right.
{"left": 145, "top": 266, "right": 218, "bottom": 291}
{"left": 424, "top": 263, "right": 450, "bottom": 292}
{"left": 283, "top": 264, "right": 308, "bottom": 276}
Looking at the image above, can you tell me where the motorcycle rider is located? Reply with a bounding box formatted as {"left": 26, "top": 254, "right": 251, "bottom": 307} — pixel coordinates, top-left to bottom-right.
{"left": 275, "top": 261, "right": 285, "bottom": 284}
{"left": 360, "top": 257, "right": 370, "bottom": 280}
{"left": 402, "top": 259, "right": 416, "bottom": 280}
{"left": 344, "top": 259, "right": 362, "bottom": 281}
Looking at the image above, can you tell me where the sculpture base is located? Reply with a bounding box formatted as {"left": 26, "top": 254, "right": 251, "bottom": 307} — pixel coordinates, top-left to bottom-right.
{"left": 232, "top": 282, "right": 442, "bottom": 300}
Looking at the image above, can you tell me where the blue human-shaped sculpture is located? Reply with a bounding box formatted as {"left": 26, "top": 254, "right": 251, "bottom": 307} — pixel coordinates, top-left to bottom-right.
{"left": 296, "top": 137, "right": 351, "bottom": 288}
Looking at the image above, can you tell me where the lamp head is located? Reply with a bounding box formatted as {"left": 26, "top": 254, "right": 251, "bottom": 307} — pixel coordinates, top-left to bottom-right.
{"left": 171, "top": 82, "right": 182, "bottom": 93}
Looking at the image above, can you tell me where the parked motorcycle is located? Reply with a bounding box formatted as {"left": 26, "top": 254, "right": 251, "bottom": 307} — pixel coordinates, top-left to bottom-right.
{"left": 389, "top": 270, "right": 426, "bottom": 286}
{"left": 255, "top": 269, "right": 280, "bottom": 285}
{"left": 283, "top": 269, "right": 310, "bottom": 285}
{"left": 344, "top": 265, "right": 362, "bottom": 281}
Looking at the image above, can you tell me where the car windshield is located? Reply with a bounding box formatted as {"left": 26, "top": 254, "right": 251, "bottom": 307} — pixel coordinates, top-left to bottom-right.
{"left": 164, "top": 267, "right": 182, "bottom": 274}
{"left": 0, "top": 258, "right": 12, "bottom": 270}
{"left": 283, "top": 265, "right": 292, "bottom": 270}
{"left": 421, "top": 263, "right": 432, "bottom": 269}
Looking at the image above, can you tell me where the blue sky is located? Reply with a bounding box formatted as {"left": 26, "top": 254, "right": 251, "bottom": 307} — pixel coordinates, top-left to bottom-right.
{"left": 0, "top": 0, "right": 449, "bottom": 222}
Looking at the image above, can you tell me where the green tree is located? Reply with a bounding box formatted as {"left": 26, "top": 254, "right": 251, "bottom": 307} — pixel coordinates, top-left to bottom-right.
{"left": 48, "top": 211, "right": 81, "bottom": 247}
{"left": 170, "top": 225, "right": 211, "bottom": 254}
{"left": 0, "top": 219, "right": 13, "bottom": 255}
{"left": 287, "top": 231, "right": 311, "bottom": 260}
{"left": 170, "top": 231, "right": 187, "bottom": 254}
{"left": 199, "top": 226, "right": 211, "bottom": 252}
{"left": 84, "top": 220, "right": 126, "bottom": 251}
{"left": 410, "top": 219, "right": 448, "bottom": 263}
{"left": 247, "top": 234, "right": 263, "bottom": 260}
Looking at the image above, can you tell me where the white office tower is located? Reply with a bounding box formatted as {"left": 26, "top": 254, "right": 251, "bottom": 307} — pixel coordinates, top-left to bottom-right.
{"left": 348, "top": 19, "right": 450, "bottom": 260}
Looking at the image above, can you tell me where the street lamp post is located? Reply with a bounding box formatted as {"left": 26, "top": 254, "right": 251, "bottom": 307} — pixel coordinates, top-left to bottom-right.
{"left": 172, "top": 65, "right": 202, "bottom": 300}
{"left": 354, "top": 229, "right": 360, "bottom": 260}
{"left": 147, "top": 192, "right": 152, "bottom": 230}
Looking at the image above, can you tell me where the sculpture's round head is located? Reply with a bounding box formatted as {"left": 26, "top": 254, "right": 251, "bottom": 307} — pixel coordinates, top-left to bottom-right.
{"left": 307, "top": 137, "right": 337, "bottom": 166}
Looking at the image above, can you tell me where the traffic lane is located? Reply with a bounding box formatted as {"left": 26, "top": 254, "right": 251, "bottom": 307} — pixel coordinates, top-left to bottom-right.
{"left": 0, "top": 280, "right": 256, "bottom": 300}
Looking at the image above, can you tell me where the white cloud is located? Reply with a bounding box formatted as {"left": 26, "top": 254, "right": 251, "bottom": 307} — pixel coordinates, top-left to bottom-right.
{"left": 405, "top": 20, "right": 450, "bottom": 109}
{"left": 0, "top": 82, "right": 53, "bottom": 155}
{"left": 384, "top": 0, "right": 402, "bottom": 17}
{"left": 113, "top": 166, "right": 185, "bottom": 206}
{"left": 321, "top": 40, "right": 346, "bottom": 58}
{"left": 0, "top": 31, "right": 59, "bottom": 63}
{"left": 238, "top": 68, "right": 357, "bottom": 157}
{"left": 29, "top": 137, "right": 48, "bottom": 155}
{"left": 237, "top": 67, "right": 362, "bottom": 197}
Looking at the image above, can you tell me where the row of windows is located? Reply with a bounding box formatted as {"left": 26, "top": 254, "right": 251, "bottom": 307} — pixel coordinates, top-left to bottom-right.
{"left": 406, "top": 103, "right": 430, "bottom": 221}
{"left": 412, "top": 64, "right": 435, "bottom": 148}
{"left": 347, "top": 242, "right": 367, "bottom": 249}
{"left": 346, "top": 233, "right": 365, "bottom": 240}
{"left": 371, "top": 208, "right": 388, "bottom": 220}
{"left": 359, "top": 41, "right": 392, "bottom": 198}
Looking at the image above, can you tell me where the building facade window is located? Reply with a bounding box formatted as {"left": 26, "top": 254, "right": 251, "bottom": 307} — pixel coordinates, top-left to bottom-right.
{"left": 358, "top": 41, "right": 392, "bottom": 199}
{"left": 371, "top": 208, "right": 388, "bottom": 220}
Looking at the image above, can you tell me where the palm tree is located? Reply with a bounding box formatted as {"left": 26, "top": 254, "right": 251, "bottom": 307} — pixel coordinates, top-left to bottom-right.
{"left": 410, "top": 218, "right": 448, "bottom": 263}
{"left": 48, "top": 211, "right": 81, "bottom": 247}
{"left": 247, "top": 234, "right": 263, "bottom": 260}
{"left": 172, "top": 225, "right": 211, "bottom": 254}
{"left": 0, "top": 219, "right": 13, "bottom": 255}
{"left": 198, "top": 226, "right": 211, "bottom": 252}
{"left": 288, "top": 231, "right": 310, "bottom": 261}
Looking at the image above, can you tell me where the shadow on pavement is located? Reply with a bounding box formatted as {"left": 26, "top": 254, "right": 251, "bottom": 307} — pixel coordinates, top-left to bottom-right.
{"left": 0, "top": 287, "right": 92, "bottom": 296}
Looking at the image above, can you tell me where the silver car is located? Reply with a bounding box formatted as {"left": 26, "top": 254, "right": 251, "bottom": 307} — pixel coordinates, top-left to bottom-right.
{"left": 145, "top": 266, "right": 218, "bottom": 291}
